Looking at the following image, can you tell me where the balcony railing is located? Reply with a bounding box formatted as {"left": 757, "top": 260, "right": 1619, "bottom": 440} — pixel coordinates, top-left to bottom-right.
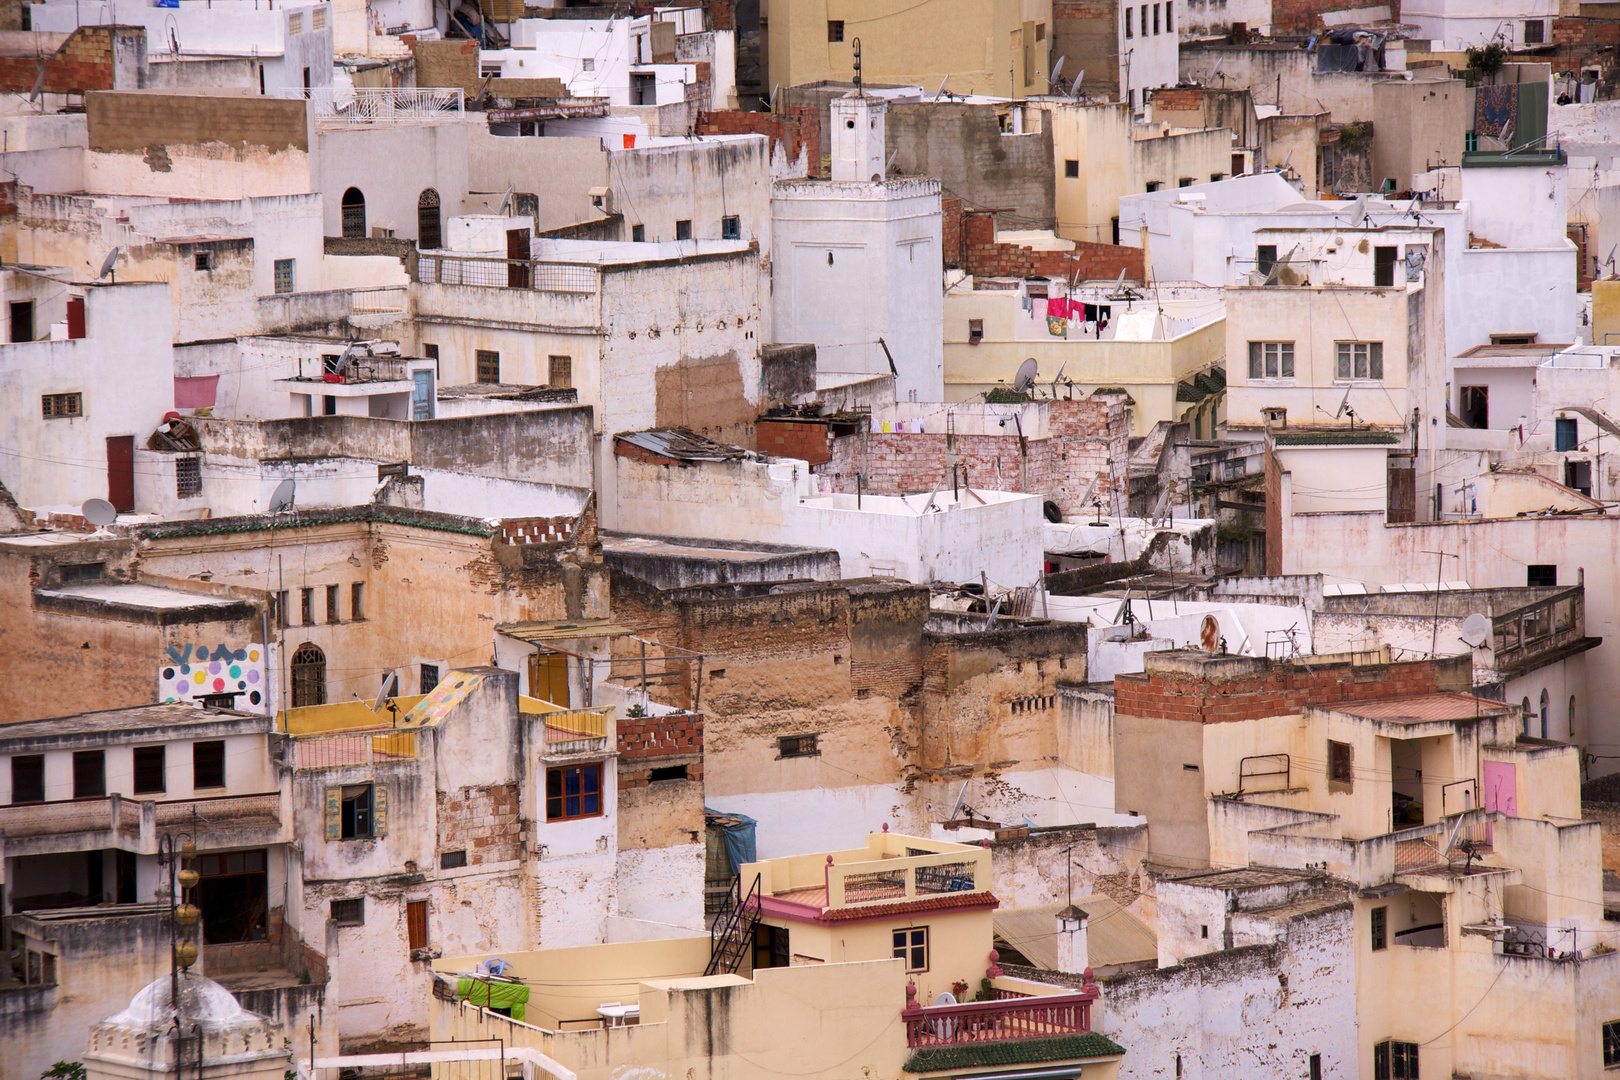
{"left": 902, "top": 983, "right": 1098, "bottom": 1049}
{"left": 417, "top": 255, "right": 599, "bottom": 295}
{"left": 276, "top": 87, "right": 465, "bottom": 128}
{"left": 1494, "top": 585, "right": 1585, "bottom": 674}
{"left": 541, "top": 708, "right": 612, "bottom": 756}
{"left": 0, "top": 797, "right": 140, "bottom": 840}
{"left": 0, "top": 792, "right": 286, "bottom": 854}
{"left": 288, "top": 730, "right": 418, "bottom": 770}
{"left": 827, "top": 851, "right": 985, "bottom": 908}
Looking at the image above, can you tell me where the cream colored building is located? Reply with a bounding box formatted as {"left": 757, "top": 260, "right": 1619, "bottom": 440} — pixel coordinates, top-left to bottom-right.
{"left": 763, "top": 0, "right": 1055, "bottom": 101}
{"left": 423, "top": 833, "right": 1127, "bottom": 1080}
{"left": 944, "top": 277, "right": 1227, "bottom": 436}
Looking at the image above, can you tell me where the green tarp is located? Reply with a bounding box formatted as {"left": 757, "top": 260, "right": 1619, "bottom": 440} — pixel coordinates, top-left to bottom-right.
{"left": 457, "top": 977, "right": 529, "bottom": 1021}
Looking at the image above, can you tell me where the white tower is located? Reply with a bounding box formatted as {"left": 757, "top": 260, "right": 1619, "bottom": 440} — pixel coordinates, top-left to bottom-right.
{"left": 830, "top": 93, "right": 887, "bottom": 183}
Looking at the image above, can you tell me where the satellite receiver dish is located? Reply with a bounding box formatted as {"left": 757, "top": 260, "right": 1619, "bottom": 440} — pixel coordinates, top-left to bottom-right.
{"left": 933, "top": 992, "right": 957, "bottom": 1007}
{"left": 1013, "top": 357, "right": 1040, "bottom": 394}
{"left": 1350, "top": 193, "right": 1368, "bottom": 224}
{"left": 1199, "top": 614, "right": 1220, "bottom": 653}
{"left": 1334, "top": 387, "right": 1352, "bottom": 418}
{"left": 1049, "top": 55, "right": 1066, "bottom": 90}
{"left": 1459, "top": 613, "right": 1491, "bottom": 649}
{"left": 372, "top": 669, "right": 396, "bottom": 712}
{"left": 268, "top": 478, "right": 297, "bottom": 514}
{"left": 1071, "top": 70, "right": 1084, "bottom": 98}
{"left": 82, "top": 498, "right": 116, "bottom": 535}
{"left": 886, "top": 148, "right": 899, "bottom": 174}
{"left": 932, "top": 75, "right": 949, "bottom": 101}
{"left": 97, "top": 247, "right": 120, "bottom": 282}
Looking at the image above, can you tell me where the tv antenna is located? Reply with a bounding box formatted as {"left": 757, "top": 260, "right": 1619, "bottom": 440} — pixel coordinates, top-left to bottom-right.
{"left": 81, "top": 498, "right": 117, "bottom": 538}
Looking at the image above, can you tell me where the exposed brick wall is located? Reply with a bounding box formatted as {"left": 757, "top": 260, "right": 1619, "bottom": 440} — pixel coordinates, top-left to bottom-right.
{"left": 437, "top": 783, "right": 522, "bottom": 866}
{"left": 1149, "top": 88, "right": 1206, "bottom": 112}
{"left": 943, "top": 196, "right": 963, "bottom": 268}
{"left": 696, "top": 107, "right": 821, "bottom": 176}
{"left": 0, "top": 26, "right": 126, "bottom": 96}
{"left": 757, "top": 418, "right": 834, "bottom": 465}
{"left": 947, "top": 206, "right": 1144, "bottom": 281}
{"left": 813, "top": 398, "right": 1130, "bottom": 517}
{"left": 850, "top": 657, "right": 925, "bottom": 699}
{"left": 1272, "top": 0, "right": 1401, "bottom": 34}
{"left": 1114, "top": 653, "right": 1471, "bottom": 723}
{"left": 618, "top": 712, "right": 704, "bottom": 759}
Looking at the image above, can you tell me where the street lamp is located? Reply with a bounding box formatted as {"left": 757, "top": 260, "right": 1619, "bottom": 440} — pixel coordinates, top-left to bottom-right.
{"left": 157, "top": 833, "right": 201, "bottom": 1014}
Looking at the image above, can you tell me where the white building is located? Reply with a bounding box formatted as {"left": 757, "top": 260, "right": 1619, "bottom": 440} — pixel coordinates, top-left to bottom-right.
{"left": 1120, "top": 160, "right": 1577, "bottom": 361}
{"left": 31, "top": 0, "right": 334, "bottom": 96}
{"left": 771, "top": 93, "right": 945, "bottom": 403}
{"left": 1401, "top": 0, "right": 1560, "bottom": 53}
{"left": 0, "top": 282, "right": 175, "bottom": 516}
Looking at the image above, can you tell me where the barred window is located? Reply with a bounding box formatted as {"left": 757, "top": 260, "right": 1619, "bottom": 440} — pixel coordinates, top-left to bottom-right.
{"left": 42, "top": 392, "right": 83, "bottom": 419}
{"left": 176, "top": 456, "right": 201, "bottom": 498}
{"left": 330, "top": 898, "right": 364, "bottom": 926}
{"left": 274, "top": 259, "right": 295, "bottom": 294}
{"left": 778, "top": 734, "right": 819, "bottom": 758}
{"left": 1247, "top": 342, "right": 1294, "bottom": 379}
{"left": 476, "top": 350, "right": 500, "bottom": 384}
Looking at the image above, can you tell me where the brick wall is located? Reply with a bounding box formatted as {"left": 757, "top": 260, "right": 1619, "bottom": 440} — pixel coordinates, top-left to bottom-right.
{"left": 697, "top": 107, "right": 821, "bottom": 176}
{"left": 437, "top": 783, "right": 522, "bottom": 866}
{"left": 1114, "top": 654, "right": 1471, "bottom": 723}
{"left": 86, "top": 90, "right": 309, "bottom": 154}
{"left": 757, "top": 418, "right": 834, "bottom": 465}
{"left": 0, "top": 26, "right": 122, "bottom": 96}
{"left": 812, "top": 398, "right": 1129, "bottom": 517}
{"left": 1273, "top": 0, "right": 1400, "bottom": 34}
{"left": 618, "top": 711, "right": 705, "bottom": 787}
{"left": 943, "top": 196, "right": 964, "bottom": 268}
{"left": 947, "top": 205, "right": 1144, "bottom": 281}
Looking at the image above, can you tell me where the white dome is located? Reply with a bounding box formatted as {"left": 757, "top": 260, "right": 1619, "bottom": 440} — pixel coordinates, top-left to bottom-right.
{"left": 102, "top": 972, "right": 266, "bottom": 1034}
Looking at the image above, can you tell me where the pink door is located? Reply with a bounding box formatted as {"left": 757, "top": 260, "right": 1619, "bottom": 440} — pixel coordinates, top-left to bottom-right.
{"left": 1482, "top": 761, "right": 1517, "bottom": 816}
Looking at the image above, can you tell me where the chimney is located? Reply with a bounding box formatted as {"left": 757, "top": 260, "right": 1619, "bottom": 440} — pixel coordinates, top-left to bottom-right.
{"left": 1055, "top": 904, "right": 1090, "bottom": 973}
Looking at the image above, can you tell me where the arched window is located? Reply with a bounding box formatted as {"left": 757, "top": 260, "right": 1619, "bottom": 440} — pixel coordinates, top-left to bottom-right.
{"left": 1569, "top": 695, "right": 1577, "bottom": 740}
{"left": 418, "top": 189, "right": 442, "bottom": 250}
{"left": 291, "top": 642, "right": 326, "bottom": 708}
{"left": 1521, "top": 697, "right": 1532, "bottom": 737}
{"left": 341, "top": 188, "right": 366, "bottom": 239}
{"left": 1540, "top": 689, "right": 1550, "bottom": 739}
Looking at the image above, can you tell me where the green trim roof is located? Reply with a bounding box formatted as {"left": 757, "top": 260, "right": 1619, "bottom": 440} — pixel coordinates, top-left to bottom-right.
{"left": 1273, "top": 431, "right": 1400, "bottom": 446}
{"left": 903, "top": 1034, "right": 1126, "bottom": 1074}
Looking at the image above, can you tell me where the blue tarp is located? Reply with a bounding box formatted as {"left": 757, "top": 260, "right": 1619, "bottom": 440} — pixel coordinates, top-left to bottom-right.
{"left": 705, "top": 807, "right": 757, "bottom": 873}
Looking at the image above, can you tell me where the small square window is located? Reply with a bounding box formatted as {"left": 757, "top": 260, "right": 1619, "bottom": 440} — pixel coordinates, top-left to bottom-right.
{"left": 892, "top": 927, "right": 928, "bottom": 971}
{"left": 778, "top": 734, "right": 819, "bottom": 758}
{"left": 330, "top": 898, "right": 364, "bottom": 926}
{"left": 176, "top": 456, "right": 201, "bottom": 498}
{"left": 1247, "top": 341, "right": 1294, "bottom": 379}
{"left": 1524, "top": 18, "right": 1544, "bottom": 43}
{"left": 1178, "top": 177, "right": 1194, "bottom": 187}
{"left": 581, "top": 57, "right": 595, "bottom": 72}
{"left": 72, "top": 750, "right": 105, "bottom": 799}
{"left": 1373, "top": 1039, "right": 1417, "bottom": 1079}
{"left": 132, "top": 746, "right": 166, "bottom": 795}
{"left": 1329, "top": 740, "right": 1353, "bottom": 791}
{"left": 548, "top": 355, "right": 573, "bottom": 388}
{"left": 11, "top": 755, "right": 44, "bottom": 804}
{"left": 1145, "top": 180, "right": 1161, "bottom": 192}
{"left": 1336, "top": 341, "right": 1384, "bottom": 381}
{"left": 675, "top": 219, "right": 692, "bottom": 241}
{"left": 1528, "top": 565, "right": 1557, "bottom": 587}
{"left": 312, "top": 7, "right": 326, "bottom": 30}
{"left": 341, "top": 784, "right": 375, "bottom": 839}
{"left": 440, "top": 849, "right": 467, "bottom": 869}
{"left": 476, "top": 349, "right": 501, "bottom": 384}
{"left": 721, "top": 215, "right": 740, "bottom": 240}
{"left": 632, "top": 224, "right": 646, "bottom": 242}
{"left": 546, "top": 764, "right": 603, "bottom": 821}
{"left": 649, "top": 765, "right": 688, "bottom": 782}
{"left": 288, "top": 12, "right": 303, "bottom": 34}
{"left": 273, "top": 259, "right": 295, "bottom": 294}
{"left": 1065, "top": 159, "right": 1080, "bottom": 178}
{"left": 194, "top": 252, "right": 212, "bottom": 272}
{"left": 828, "top": 19, "right": 844, "bottom": 42}
{"left": 968, "top": 319, "right": 984, "bottom": 343}
{"left": 420, "top": 663, "right": 440, "bottom": 694}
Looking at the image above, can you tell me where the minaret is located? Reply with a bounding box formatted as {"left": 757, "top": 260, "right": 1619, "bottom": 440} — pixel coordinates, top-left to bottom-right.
{"left": 830, "top": 92, "right": 887, "bottom": 182}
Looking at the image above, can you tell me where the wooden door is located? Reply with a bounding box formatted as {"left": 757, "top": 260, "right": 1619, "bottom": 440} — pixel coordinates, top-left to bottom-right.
{"left": 506, "top": 228, "right": 531, "bottom": 289}
{"left": 528, "top": 651, "right": 570, "bottom": 707}
{"left": 106, "top": 435, "right": 134, "bottom": 512}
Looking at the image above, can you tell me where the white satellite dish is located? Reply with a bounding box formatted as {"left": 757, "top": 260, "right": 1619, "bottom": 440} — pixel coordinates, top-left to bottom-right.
{"left": 1459, "top": 612, "right": 1491, "bottom": 649}
{"left": 268, "top": 479, "right": 297, "bottom": 514}
{"left": 1050, "top": 55, "right": 1066, "bottom": 90}
{"left": 933, "top": 992, "right": 957, "bottom": 1006}
{"left": 1013, "top": 357, "right": 1040, "bottom": 394}
{"left": 82, "top": 498, "right": 117, "bottom": 528}
{"left": 97, "top": 247, "right": 120, "bottom": 281}
{"left": 373, "top": 669, "right": 396, "bottom": 712}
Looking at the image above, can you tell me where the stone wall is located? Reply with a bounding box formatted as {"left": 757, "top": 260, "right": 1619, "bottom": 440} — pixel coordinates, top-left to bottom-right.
{"left": 948, "top": 205, "right": 1144, "bottom": 280}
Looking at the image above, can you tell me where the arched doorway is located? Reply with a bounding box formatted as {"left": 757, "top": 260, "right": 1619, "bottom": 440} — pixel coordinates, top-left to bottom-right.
{"left": 341, "top": 187, "right": 367, "bottom": 239}
{"left": 291, "top": 642, "right": 327, "bottom": 707}
{"left": 418, "top": 188, "right": 442, "bottom": 249}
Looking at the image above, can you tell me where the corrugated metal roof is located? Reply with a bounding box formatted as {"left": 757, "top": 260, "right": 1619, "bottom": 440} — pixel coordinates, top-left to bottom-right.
{"left": 496, "top": 619, "right": 630, "bottom": 642}
{"left": 994, "top": 897, "right": 1157, "bottom": 971}
{"left": 615, "top": 427, "right": 755, "bottom": 463}
{"left": 1329, "top": 693, "right": 1508, "bottom": 724}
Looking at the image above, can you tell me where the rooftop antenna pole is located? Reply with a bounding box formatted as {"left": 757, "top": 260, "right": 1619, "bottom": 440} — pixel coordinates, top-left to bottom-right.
{"left": 1422, "top": 549, "right": 1460, "bottom": 659}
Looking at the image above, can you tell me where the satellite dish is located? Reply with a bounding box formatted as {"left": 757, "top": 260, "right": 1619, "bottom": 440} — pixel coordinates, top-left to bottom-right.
{"left": 372, "top": 669, "right": 396, "bottom": 712}
{"left": 933, "top": 992, "right": 957, "bottom": 1007}
{"left": 1013, "top": 357, "right": 1040, "bottom": 394}
{"left": 82, "top": 498, "right": 117, "bottom": 527}
{"left": 1459, "top": 613, "right": 1491, "bottom": 649}
{"left": 886, "top": 148, "right": 899, "bottom": 174}
{"left": 932, "top": 75, "right": 949, "bottom": 101}
{"left": 1050, "top": 55, "right": 1066, "bottom": 89}
{"left": 1071, "top": 70, "right": 1084, "bottom": 98}
{"left": 1199, "top": 614, "right": 1220, "bottom": 652}
{"left": 268, "top": 479, "right": 297, "bottom": 514}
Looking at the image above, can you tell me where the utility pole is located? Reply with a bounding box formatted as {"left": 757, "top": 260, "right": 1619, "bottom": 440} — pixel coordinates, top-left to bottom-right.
{"left": 1422, "top": 549, "right": 1461, "bottom": 658}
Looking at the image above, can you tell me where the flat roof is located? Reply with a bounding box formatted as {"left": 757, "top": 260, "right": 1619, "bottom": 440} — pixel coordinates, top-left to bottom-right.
{"left": 0, "top": 702, "right": 265, "bottom": 743}
{"left": 602, "top": 533, "right": 834, "bottom": 563}
{"left": 35, "top": 583, "right": 243, "bottom": 611}
{"left": 1166, "top": 866, "right": 1320, "bottom": 890}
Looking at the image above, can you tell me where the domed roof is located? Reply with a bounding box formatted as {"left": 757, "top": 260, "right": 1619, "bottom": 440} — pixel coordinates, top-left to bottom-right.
{"left": 102, "top": 972, "right": 268, "bottom": 1034}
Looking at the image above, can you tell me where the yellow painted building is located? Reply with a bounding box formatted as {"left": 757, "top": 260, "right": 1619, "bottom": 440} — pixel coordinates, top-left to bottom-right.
{"left": 763, "top": 0, "right": 1056, "bottom": 101}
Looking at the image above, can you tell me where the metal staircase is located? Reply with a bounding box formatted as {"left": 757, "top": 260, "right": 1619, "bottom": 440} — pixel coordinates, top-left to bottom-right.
{"left": 704, "top": 874, "right": 762, "bottom": 976}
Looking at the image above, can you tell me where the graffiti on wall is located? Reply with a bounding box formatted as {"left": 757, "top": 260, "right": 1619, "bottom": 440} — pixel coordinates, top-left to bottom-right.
{"left": 161, "top": 641, "right": 267, "bottom": 713}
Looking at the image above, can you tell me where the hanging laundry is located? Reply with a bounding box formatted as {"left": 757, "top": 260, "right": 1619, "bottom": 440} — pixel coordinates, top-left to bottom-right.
{"left": 1475, "top": 83, "right": 1516, "bottom": 141}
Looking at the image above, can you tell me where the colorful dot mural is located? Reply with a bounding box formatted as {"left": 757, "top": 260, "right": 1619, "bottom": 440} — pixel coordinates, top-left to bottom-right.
{"left": 160, "top": 642, "right": 267, "bottom": 714}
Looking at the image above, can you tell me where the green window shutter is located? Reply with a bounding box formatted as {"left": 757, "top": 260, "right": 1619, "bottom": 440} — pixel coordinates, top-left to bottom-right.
{"left": 373, "top": 784, "right": 388, "bottom": 838}
{"left": 324, "top": 787, "right": 341, "bottom": 840}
